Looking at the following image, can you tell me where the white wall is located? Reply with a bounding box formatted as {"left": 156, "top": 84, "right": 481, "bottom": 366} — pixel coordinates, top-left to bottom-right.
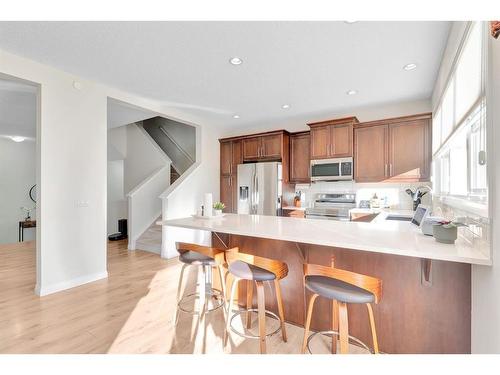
{"left": 124, "top": 123, "right": 167, "bottom": 193}
{"left": 0, "top": 48, "right": 219, "bottom": 296}
{"left": 107, "top": 159, "right": 126, "bottom": 235}
{"left": 470, "top": 28, "right": 500, "bottom": 353}
{"left": 221, "top": 98, "right": 431, "bottom": 137}
{"left": 0, "top": 138, "right": 36, "bottom": 244}
{"left": 161, "top": 124, "right": 222, "bottom": 258}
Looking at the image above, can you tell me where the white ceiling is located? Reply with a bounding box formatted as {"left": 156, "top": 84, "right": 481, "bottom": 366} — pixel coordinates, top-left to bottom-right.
{"left": 0, "top": 78, "right": 37, "bottom": 138}
{"left": 0, "top": 22, "right": 450, "bottom": 130}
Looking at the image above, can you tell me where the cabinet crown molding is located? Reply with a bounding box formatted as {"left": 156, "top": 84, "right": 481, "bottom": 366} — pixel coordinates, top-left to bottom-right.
{"left": 307, "top": 116, "right": 359, "bottom": 128}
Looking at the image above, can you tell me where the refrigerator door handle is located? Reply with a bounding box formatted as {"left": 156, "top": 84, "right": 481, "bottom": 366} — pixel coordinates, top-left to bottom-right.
{"left": 255, "top": 172, "right": 259, "bottom": 214}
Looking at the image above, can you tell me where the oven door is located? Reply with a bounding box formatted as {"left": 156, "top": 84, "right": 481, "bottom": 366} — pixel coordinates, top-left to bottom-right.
{"left": 310, "top": 157, "right": 353, "bottom": 182}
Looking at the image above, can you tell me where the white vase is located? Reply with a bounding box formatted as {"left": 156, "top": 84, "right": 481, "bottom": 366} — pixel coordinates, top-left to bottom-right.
{"left": 214, "top": 209, "right": 223, "bottom": 216}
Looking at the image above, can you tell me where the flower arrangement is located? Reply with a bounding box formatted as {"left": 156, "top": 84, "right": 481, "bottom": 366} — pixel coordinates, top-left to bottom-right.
{"left": 213, "top": 202, "right": 225, "bottom": 216}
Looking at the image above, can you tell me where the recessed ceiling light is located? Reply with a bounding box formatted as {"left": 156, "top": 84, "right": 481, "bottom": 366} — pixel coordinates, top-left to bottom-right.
{"left": 229, "top": 57, "right": 243, "bottom": 65}
{"left": 233, "top": 115, "right": 240, "bottom": 119}
{"left": 403, "top": 63, "right": 417, "bottom": 71}
{"left": 281, "top": 104, "right": 290, "bottom": 109}
{"left": 346, "top": 90, "right": 357, "bottom": 96}
{"left": 10, "top": 136, "right": 25, "bottom": 142}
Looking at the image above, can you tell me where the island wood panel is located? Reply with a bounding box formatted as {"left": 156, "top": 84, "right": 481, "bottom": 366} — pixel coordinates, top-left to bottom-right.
{"left": 224, "top": 234, "right": 471, "bottom": 354}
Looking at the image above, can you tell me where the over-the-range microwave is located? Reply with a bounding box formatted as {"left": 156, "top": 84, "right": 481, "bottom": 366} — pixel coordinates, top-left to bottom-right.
{"left": 310, "top": 157, "right": 353, "bottom": 182}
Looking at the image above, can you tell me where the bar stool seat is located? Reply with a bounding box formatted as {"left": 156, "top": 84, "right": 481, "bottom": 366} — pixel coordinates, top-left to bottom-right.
{"left": 228, "top": 260, "right": 276, "bottom": 281}
{"left": 224, "top": 250, "right": 288, "bottom": 354}
{"left": 305, "top": 275, "right": 375, "bottom": 304}
{"left": 179, "top": 250, "right": 217, "bottom": 265}
{"left": 174, "top": 242, "right": 228, "bottom": 325}
{"left": 302, "top": 260, "right": 382, "bottom": 355}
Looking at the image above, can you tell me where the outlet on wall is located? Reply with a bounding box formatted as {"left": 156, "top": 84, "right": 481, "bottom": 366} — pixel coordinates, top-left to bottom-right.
{"left": 75, "top": 200, "right": 90, "bottom": 208}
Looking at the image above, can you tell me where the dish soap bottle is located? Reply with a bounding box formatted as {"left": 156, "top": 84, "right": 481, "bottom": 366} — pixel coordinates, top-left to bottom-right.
{"left": 370, "top": 193, "right": 379, "bottom": 209}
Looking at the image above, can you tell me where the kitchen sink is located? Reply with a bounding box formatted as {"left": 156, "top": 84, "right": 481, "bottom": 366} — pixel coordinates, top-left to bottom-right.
{"left": 385, "top": 215, "right": 412, "bottom": 222}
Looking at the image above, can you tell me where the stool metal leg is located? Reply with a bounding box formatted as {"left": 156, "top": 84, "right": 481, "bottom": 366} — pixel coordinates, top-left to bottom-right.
{"left": 174, "top": 263, "right": 189, "bottom": 325}
{"left": 301, "top": 293, "right": 318, "bottom": 354}
{"left": 274, "top": 279, "right": 287, "bottom": 342}
{"left": 338, "top": 301, "right": 349, "bottom": 354}
{"left": 366, "top": 303, "right": 379, "bottom": 354}
{"left": 255, "top": 281, "right": 267, "bottom": 354}
{"left": 246, "top": 280, "right": 253, "bottom": 329}
{"left": 224, "top": 275, "right": 238, "bottom": 346}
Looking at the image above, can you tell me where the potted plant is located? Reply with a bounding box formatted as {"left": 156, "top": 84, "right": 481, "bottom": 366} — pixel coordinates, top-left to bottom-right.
{"left": 432, "top": 220, "right": 466, "bottom": 244}
{"left": 213, "top": 202, "right": 225, "bottom": 216}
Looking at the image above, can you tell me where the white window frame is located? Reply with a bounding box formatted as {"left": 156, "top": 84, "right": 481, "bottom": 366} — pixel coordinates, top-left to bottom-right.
{"left": 431, "top": 22, "right": 489, "bottom": 218}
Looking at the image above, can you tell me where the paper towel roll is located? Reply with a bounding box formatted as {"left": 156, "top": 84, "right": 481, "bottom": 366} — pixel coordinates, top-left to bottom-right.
{"left": 203, "top": 193, "right": 213, "bottom": 217}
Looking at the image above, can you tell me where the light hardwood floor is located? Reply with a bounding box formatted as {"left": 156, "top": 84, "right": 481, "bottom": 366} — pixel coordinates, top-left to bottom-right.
{"left": 0, "top": 240, "right": 366, "bottom": 354}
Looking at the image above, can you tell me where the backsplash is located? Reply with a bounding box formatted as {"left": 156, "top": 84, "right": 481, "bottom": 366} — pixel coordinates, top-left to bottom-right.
{"left": 294, "top": 181, "right": 432, "bottom": 210}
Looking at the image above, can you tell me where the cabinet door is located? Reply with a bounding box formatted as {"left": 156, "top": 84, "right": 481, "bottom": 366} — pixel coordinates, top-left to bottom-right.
{"left": 290, "top": 133, "right": 310, "bottom": 183}
{"left": 331, "top": 124, "right": 353, "bottom": 157}
{"left": 220, "top": 175, "right": 233, "bottom": 213}
{"left": 310, "top": 126, "right": 330, "bottom": 159}
{"left": 231, "top": 175, "right": 238, "bottom": 214}
{"left": 231, "top": 140, "right": 243, "bottom": 171}
{"left": 261, "top": 134, "right": 282, "bottom": 159}
{"left": 220, "top": 141, "right": 232, "bottom": 175}
{"left": 354, "top": 125, "right": 388, "bottom": 182}
{"left": 243, "top": 137, "right": 261, "bottom": 160}
{"left": 388, "top": 119, "right": 431, "bottom": 181}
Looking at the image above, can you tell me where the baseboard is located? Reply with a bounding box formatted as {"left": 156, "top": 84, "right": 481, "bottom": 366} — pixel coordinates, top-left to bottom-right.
{"left": 34, "top": 270, "right": 109, "bottom": 297}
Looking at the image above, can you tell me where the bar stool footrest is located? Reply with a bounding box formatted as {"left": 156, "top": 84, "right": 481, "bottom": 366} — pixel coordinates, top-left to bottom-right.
{"left": 229, "top": 308, "right": 282, "bottom": 339}
{"left": 306, "top": 330, "right": 373, "bottom": 354}
{"left": 177, "top": 288, "right": 224, "bottom": 315}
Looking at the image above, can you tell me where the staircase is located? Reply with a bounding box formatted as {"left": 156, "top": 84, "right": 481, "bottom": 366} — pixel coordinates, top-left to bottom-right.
{"left": 135, "top": 216, "right": 162, "bottom": 254}
{"left": 170, "top": 165, "right": 180, "bottom": 184}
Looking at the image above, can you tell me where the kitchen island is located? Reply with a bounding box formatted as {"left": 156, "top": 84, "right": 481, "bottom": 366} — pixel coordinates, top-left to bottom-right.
{"left": 160, "top": 213, "right": 491, "bottom": 353}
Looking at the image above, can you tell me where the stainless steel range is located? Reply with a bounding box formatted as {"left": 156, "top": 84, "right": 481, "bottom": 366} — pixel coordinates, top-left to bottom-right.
{"left": 305, "top": 193, "right": 356, "bottom": 221}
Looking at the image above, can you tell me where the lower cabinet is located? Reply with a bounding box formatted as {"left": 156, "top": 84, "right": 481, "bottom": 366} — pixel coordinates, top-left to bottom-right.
{"left": 220, "top": 175, "right": 236, "bottom": 213}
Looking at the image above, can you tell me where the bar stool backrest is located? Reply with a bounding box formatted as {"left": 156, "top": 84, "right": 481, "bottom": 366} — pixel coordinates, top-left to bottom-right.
{"left": 175, "top": 242, "right": 227, "bottom": 265}
{"left": 226, "top": 250, "right": 289, "bottom": 280}
{"left": 303, "top": 262, "right": 382, "bottom": 303}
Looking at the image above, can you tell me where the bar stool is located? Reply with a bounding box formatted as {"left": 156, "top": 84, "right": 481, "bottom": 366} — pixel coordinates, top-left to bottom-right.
{"left": 174, "top": 242, "right": 227, "bottom": 324}
{"left": 301, "top": 261, "right": 382, "bottom": 354}
{"left": 224, "top": 250, "right": 288, "bottom": 354}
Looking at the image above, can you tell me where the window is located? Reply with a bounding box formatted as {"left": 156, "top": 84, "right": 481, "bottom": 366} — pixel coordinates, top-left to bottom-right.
{"left": 432, "top": 22, "right": 487, "bottom": 215}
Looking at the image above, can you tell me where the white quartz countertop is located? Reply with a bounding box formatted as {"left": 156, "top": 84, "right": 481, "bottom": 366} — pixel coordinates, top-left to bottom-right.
{"left": 158, "top": 213, "right": 491, "bottom": 266}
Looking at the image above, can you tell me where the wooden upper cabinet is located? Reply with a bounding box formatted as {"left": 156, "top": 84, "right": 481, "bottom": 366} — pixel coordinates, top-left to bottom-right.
{"left": 331, "top": 123, "right": 353, "bottom": 157}
{"left": 354, "top": 114, "right": 432, "bottom": 183}
{"left": 354, "top": 125, "right": 388, "bottom": 183}
{"left": 310, "top": 126, "right": 330, "bottom": 159}
{"left": 231, "top": 140, "right": 242, "bottom": 172}
{"left": 290, "top": 132, "right": 310, "bottom": 183}
{"left": 308, "top": 117, "right": 357, "bottom": 160}
{"left": 388, "top": 118, "right": 431, "bottom": 181}
{"left": 242, "top": 132, "right": 287, "bottom": 161}
{"left": 220, "top": 141, "right": 233, "bottom": 176}
{"left": 261, "top": 134, "right": 282, "bottom": 158}
{"left": 242, "top": 137, "right": 261, "bottom": 160}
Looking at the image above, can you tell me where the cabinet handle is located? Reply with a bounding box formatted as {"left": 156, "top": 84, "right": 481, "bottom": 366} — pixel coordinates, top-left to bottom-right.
{"left": 385, "top": 164, "right": 388, "bottom": 177}
{"left": 390, "top": 164, "right": 393, "bottom": 176}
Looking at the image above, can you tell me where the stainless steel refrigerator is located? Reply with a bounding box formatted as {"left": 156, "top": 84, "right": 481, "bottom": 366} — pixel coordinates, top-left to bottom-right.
{"left": 237, "top": 162, "right": 282, "bottom": 216}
